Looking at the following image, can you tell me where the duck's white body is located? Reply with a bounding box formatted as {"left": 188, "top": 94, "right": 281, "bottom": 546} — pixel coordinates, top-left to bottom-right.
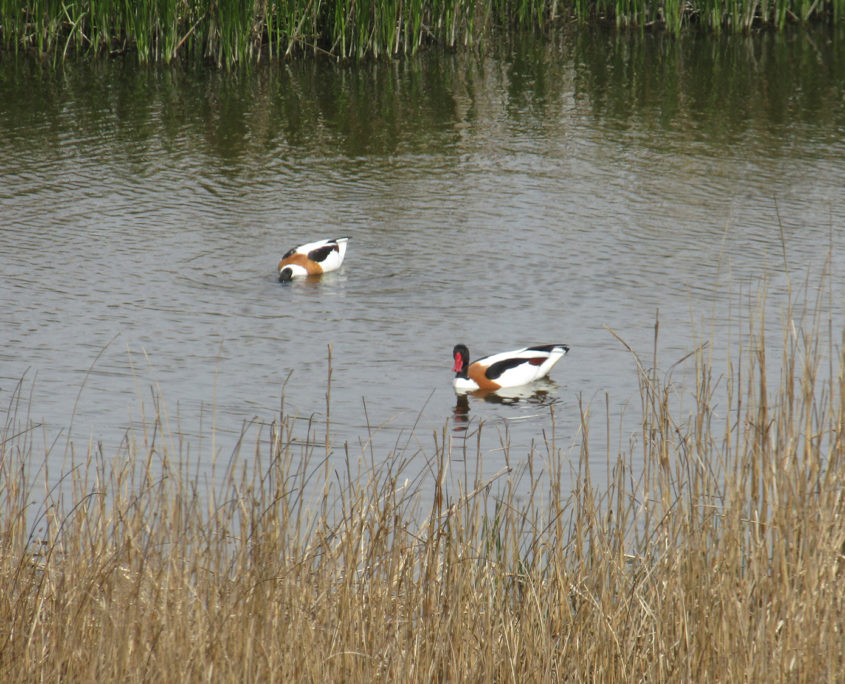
{"left": 278, "top": 237, "right": 348, "bottom": 281}
{"left": 452, "top": 344, "right": 569, "bottom": 393}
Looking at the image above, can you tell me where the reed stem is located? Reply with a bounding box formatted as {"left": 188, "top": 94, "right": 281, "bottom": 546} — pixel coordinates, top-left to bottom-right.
{"left": 1, "top": 295, "right": 843, "bottom": 678}
{"left": 1, "top": 0, "right": 841, "bottom": 64}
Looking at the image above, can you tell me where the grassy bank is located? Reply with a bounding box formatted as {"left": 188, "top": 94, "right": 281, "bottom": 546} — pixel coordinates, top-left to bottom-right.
{"left": 1, "top": 303, "right": 843, "bottom": 680}
{"left": 1, "top": 0, "right": 843, "bottom": 65}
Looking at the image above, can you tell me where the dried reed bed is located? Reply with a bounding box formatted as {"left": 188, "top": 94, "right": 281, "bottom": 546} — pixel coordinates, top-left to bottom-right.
{"left": 1, "top": 307, "right": 843, "bottom": 681}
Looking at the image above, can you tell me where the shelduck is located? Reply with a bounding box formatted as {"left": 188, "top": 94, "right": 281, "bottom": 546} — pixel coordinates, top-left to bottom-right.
{"left": 278, "top": 237, "right": 349, "bottom": 282}
{"left": 452, "top": 343, "right": 570, "bottom": 393}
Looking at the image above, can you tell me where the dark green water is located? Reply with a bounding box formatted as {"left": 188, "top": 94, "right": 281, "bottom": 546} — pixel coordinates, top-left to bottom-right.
{"left": 2, "top": 29, "right": 844, "bottom": 494}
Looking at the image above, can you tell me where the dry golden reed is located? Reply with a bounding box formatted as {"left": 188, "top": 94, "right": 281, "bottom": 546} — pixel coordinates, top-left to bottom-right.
{"left": 1, "top": 304, "right": 843, "bottom": 681}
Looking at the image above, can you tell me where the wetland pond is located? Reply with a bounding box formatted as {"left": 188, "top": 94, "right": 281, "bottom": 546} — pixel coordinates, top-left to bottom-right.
{"left": 2, "top": 29, "right": 845, "bottom": 504}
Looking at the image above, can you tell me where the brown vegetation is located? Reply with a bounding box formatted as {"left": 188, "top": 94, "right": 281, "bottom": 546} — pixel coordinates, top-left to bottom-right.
{"left": 1, "top": 306, "right": 843, "bottom": 680}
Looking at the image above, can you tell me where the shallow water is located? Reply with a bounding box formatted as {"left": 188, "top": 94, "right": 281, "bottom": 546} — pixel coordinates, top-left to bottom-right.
{"left": 2, "top": 31, "right": 844, "bottom": 501}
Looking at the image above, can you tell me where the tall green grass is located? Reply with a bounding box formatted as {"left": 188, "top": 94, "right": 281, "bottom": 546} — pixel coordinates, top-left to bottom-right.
{"left": 1, "top": 298, "right": 843, "bottom": 679}
{"left": 1, "top": 0, "right": 843, "bottom": 64}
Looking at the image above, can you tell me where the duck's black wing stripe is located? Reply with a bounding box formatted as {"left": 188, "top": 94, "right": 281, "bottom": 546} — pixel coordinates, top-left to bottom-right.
{"left": 486, "top": 354, "right": 551, "bottom": 379}
{"left": 526, "top": 344, "right": 569, "bottom": 353}
{"left": 308, "top": 245, "right": 337, "bottom": 262}
{"left": 486, "top": 357, "right": 529, "bottom": 380}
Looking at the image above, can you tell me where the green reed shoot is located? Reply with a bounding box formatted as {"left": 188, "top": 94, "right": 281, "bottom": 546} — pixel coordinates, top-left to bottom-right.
{"left": 1, "top": 0, "right": 842, "bottom": 63}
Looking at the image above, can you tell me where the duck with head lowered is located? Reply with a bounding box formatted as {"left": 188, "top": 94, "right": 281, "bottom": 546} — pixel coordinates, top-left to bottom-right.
{"left": 278, "top": 237, "right": 349, "bottom": 282}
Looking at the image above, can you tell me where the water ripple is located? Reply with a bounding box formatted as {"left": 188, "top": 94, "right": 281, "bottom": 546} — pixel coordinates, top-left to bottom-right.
{"left": 1, "top": 50, "right": 843, "bottom": 493}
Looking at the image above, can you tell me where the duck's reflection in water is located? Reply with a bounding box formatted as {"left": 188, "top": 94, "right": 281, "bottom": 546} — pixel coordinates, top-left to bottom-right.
{"left": 452, "top": 379, "right": 560, "bottom": 432}
{"left": 453, "top": 394, "right": 471, "bottom": 431}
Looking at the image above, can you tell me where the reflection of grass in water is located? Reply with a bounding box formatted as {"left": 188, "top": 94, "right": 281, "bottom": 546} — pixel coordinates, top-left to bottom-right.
{"left": 1, "top": 0, "right": 841, "bottom": 64}
{"left": 1, "top": 297, "right": 844, "bottom": 679}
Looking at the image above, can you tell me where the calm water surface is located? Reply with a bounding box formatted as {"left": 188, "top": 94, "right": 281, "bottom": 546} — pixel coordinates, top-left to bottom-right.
{"left": 2, "top": 31, "right": 844, "bottom": 501}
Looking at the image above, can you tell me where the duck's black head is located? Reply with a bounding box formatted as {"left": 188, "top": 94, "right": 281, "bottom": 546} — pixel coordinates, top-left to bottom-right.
{"left": 452, "top": 344, "right": 470, "bottom": 377}
{"left": 279, "top": 267, "right": 294, "bottom": 282}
